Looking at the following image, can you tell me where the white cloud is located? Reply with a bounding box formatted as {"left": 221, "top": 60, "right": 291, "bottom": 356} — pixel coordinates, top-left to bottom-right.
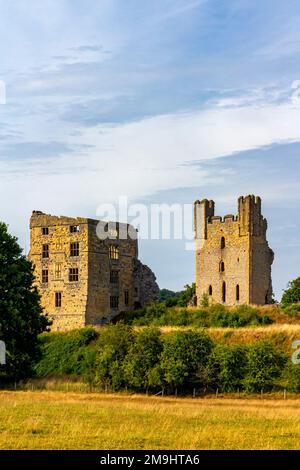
{"left": 1, "top": 93, "right": 300, "bottom": 242}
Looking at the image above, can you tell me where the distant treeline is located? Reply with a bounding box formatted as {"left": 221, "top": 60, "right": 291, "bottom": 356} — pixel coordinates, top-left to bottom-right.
{"left": 34, "top": 324, "right": 300, "bottom": 394}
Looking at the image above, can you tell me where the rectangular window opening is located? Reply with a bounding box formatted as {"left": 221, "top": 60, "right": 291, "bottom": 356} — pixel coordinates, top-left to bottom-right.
{"left": 70, "top": 242, "right": 79, "bottom": 257}
{"left": 42, "top": 269, "right": 48, "bottom": 284}
{"left": 42, "top": 244, "right": 49, "bottom": 258}
{"left": 69, "top": 268, "right": 79, "bottom": 282}
{"left": 55, "top": 292, "right": 62, "bottom": 308}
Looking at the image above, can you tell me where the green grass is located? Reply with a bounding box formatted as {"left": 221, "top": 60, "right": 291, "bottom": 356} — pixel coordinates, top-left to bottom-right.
{"left": 1, "top": 391, "right": 300, "bottom": 449}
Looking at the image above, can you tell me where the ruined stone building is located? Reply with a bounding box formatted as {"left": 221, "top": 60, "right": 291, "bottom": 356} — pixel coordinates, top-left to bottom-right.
{"left": 29, "top": 211, "right": 159, "bottom": 330}
{"left": 194, "top": 195, "right": 274, "bottom": 306}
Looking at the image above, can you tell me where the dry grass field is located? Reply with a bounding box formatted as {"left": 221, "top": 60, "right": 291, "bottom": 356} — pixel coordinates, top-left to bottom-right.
{"left": 1, "top": 391, "right": 300, "bottom": 450}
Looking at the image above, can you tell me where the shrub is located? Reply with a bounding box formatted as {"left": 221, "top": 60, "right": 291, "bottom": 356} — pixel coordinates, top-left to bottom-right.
{"left": 159, "top": 330, "right": 214, "bottom": 391}
{"left": 210, "top": 304, "right": 271, "bottom": 327}
{"left": 281, "top": 362, "right": 300, "bottom": 392}
{"left": 207, "top": 344, "right": 248, "bottom": 392}
{"left": 95, "top": 323, "right": 133, "bottom": 389}
{"left": 200, "top": 293, "right": 209, "bottom": 308}
{"left": 283, "top": 303, "right": 300, "bottom": 317}
{"left": 123, "top": 328, "right": 163, "bottom": 390}
{"left": 242, "top": 341, "right": 286, "bottom": 392}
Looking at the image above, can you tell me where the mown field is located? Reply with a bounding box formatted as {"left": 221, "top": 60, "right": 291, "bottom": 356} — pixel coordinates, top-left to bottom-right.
{"left": 1, "top": 391, "right": 300, "bottom": 450}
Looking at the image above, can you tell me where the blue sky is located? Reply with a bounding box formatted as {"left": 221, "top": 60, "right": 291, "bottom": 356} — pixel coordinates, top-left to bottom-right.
{"left": 0, "top": 0, "right": 300, "bottom": 299}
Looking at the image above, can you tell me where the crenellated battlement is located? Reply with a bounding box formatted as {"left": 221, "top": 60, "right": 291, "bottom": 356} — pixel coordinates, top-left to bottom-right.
{"left": 194, "top": 195, "right": 266, "bottom": 238}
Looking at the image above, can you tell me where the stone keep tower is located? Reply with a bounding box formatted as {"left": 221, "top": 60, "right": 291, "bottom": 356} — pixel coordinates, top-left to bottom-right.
{"left": 29, "top": 211, "right": 159, "bottom": 330}
{"left": 194, "top": 195, "right": 274, "bottom": 306}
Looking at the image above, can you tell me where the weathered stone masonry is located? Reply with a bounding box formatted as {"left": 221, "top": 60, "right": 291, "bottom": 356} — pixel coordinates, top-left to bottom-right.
{"left": 29, "top": 211, "right": 159, "bottom": 330}
{"left": 194, "top": 195, "right": 274, "bottom": 306}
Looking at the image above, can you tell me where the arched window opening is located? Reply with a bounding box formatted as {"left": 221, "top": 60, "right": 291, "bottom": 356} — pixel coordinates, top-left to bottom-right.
{"left": 208, "top": 285, "right": 213, "bottom": 296}
{"left": 236, "top": 284, "right": 240, "bottom": 302}
{"left": 220, "top": 261, "right": 225, "bottom": 272}
{"left": 221, "top": 236, "right": 225, "bottom": 249}
{"left": 222, "top": 282, "right": 226, "bottom": 303}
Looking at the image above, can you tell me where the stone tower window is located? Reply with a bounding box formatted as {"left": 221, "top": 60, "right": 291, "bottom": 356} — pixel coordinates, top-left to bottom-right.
{"left": 55, "top": 263, "right": 62, "bottom": 279}
{"left": 222, "top": 282, "right": 226, "bottom": 303}
{"left": 55, "top": 292, "right": 62, "bottom": 308}
{"left": 70, "top": 242, "right": 79, "bottom": 257}
{"left": 42, "top": 227, "right": 49, "bottom": 235}
{"left": 208, "top": 285, "right": 213, "bottom": 296}
{"left": 125, "top": 290, "right": 129, "bottom": 306}
{"left": 69, "top": 268, "right": 79, "bottom": 282}
{"left": 42, "top": 269, "right": 48, "bottom": 284}
{"left": 70, "top": 225, "right": 80, "bottom": 233}
{"left": 110, "top": 270, "right": 119, "bottom": 284}
{"left": 110, "top": 295, "right": 119, "bottom": 309}
{"left": 109, "top": 245, "right": 119, "bottom": 260}
{"left": 236, "top": 284, "right": 240, "bottom": 302}
{"left": 221, "top": 236, "right": 225, "bottom": 249}
{"left": 220, "top": 261, "right": 225, "bottom": 272}
{"left": 42, "top": 244, "right": 49, "bottom": 258}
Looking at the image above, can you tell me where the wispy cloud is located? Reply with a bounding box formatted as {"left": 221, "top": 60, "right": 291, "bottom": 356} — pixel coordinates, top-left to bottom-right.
{"left": 157, "top": 0, "right": 206, "bottom": 21}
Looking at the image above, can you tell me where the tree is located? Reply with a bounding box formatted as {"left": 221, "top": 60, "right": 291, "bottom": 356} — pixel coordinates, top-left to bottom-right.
{"left": 242, "top": 341, "right": 286, "bottom": 392}
{"left": 159, "top": 289, "right": 177, "bottom": 303}
{"left": 162, "top": 283, "right": 196, "bottom": 307}
{"left": 159, "top": 330, "right": 213, "bottom": 391}
{"left": 123, "top": 327, "right": 163, "bottom": 390}
{"left": 0, "top": 222, "right": 50, "bottom": 381}
{"left": 207, "top": 344, "right": 248, "bottom": 392}
{"left": 95, "top": 323, "right": 133, "bottom": 389}
{"left": 282, "top": 277, "right": 300, "bottom": 306}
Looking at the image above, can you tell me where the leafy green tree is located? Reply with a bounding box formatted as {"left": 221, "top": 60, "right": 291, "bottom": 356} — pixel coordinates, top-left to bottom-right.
{"left": 0, "top": 222, "right": 50, "bottom": 381}
{"left": 123, "top": 328, "right": 163, "bottom": 390}
{"left": 159, "top": 330, "right": 213, "bottom": 391}
{"left": 95, "top": 323, "right": 133, "bottom": 389}
{"left": 281, "top": 362, "right": 300, "bottom": 392}
{"left": 207, "top": 344, "right": 248, "bottom": 392}
{"left": 242, "top": 341, "right": 286, "bottom": 392}
{"left": 282, "top": 277, "right": 300, "bottom": 306}
{"left": 177, "top": 283, "right": 196, "bottom": 307}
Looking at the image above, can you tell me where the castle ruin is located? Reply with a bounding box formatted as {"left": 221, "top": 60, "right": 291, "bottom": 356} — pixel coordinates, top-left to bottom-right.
{"left": 194, "top": 195, "right": 274, "bottom": 306}
{"left": 29, "top": 211, "right": 159, "bottom": 330}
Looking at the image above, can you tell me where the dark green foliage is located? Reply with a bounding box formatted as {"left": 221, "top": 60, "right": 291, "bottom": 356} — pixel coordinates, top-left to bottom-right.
{"left": 159, "top": 330, "right": 214, "bottom": 390}
{"left": 176, "top": 284, "right": 196, "bottom": 307}
{"left": 242, "top": 341, "right": 286, "bottom": 392}
{"left": 123, "top": 303, "right": 272, "bottom": 328}
{"left": 281, "top": 277, "right": 300, "bottom": 306}
{"left": 207, "top": 344, "right": 248, "bottom": 392}
{"left": 210, "top": 304, "right": 268, "bottom": 327}
{"left": 123, "top": 328, "right": 163, "bottom": 390}
{"left": 159, "top": 284, "right": 196, "bottom": 307}
{"left": 33, "top": 326, "right": 298, "bottom": 395}
{"left": 0, "top": 222, "right": 50, "bottom": 380}
{"left": 95, "top": 323, "right": 133, "bottom": 389}
{"left": 159, "top": 289, "right": 177, "bottom": 303}
{"left": 283, "top": 303, "right": 300, "bottom": 317}
{"left": 281, "top": 362, "right": 300, "bottom": 392}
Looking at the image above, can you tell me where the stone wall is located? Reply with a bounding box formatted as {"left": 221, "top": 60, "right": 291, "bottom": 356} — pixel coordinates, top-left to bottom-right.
{"left": 134, "top": 260, "right": 160, "bottom": 307}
